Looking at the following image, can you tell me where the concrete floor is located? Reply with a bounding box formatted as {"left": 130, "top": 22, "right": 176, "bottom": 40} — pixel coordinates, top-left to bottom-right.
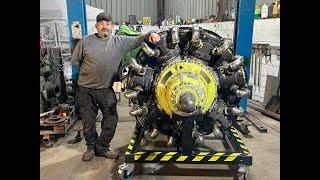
{"left": 40, "top": 98, "right": 280, "bottom": 180}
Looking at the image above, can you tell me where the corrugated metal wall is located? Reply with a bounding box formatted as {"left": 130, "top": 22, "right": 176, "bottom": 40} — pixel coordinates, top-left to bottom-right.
{"left": 86, "top": 0, "right": 158, "bottom": 24}
{"left": 86, "top": 0, "right": 218, "bottom": 23}
{"left": 164, "top": 0, "right": 217, "bottom": 20}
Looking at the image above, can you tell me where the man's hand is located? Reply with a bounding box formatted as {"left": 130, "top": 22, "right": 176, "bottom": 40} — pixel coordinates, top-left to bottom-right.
{"left": 148, "top": 33, "right": 160, "bottom": 44}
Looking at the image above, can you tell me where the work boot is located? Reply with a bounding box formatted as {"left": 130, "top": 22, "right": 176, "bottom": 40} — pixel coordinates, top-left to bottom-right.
{"left": 82, "top": 149, "right": 95, "bottom": 162}
{"left": 96, "top": 150, "right": 119, "bottom": 159}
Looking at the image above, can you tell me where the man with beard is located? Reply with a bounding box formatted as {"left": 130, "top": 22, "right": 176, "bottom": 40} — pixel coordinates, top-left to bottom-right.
{"left": 71, "top": 12, "right": 160, "bottom": 162}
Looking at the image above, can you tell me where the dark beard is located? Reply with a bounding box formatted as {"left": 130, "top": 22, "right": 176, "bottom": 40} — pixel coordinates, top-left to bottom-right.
{"left": 98, "top": 30, "right": 110, "bottom": 39}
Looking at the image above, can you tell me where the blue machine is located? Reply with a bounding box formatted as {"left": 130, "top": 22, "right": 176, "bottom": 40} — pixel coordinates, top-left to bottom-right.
{"left": 233, "top": 0, "right": 256, "bottom": 111}
{"left": 66, "top": 0, "right": 88, "bottom": 114}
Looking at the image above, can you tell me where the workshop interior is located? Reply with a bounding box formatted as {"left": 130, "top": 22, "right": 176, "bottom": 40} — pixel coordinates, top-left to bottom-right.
{"left": 40, "top": 0, "right": 280, "bottom": 179}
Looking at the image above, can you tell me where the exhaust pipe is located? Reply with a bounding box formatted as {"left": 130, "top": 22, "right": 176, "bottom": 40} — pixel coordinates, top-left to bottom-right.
{"left": 229, "top": 55, "right": 244, "bottom": 70}
{"left": 191, "top": 26, "right": 203, "bottom": 48}
{"left": 211, "top": 40, "right": 233, "bottom": 60}
{"left": 220, "top": 40, "right": 233, "bottom": 50}
{"left": 171, "top": 27, "right": 179, "bottom": 46}
{"left": 150, "top": 129, "right": 159, "bottom": 139}
{"left": 124, "top": 90, "right": 138, "bottom": 99}
{"left": 227, "top": 107, "right": 244, "bottom": 116}
{"left": 129, "top": 58, "right": 146, "bottom": 75}
{"left": 141, "top": 42, "right": 160, "bottom": 57}
{"left": 194, "top": 132, "right": 205, "bottom": 145}
{"left": 236, "top": 89, "right": 251, "bottom": 97}
{"left": 212, "top": 123, "right": 223, "bottom": 139}
{"left": 230, "top": 85, "right": 251, "bottom": 97}
{"left": 167, "top": 136, "right": 175, "bottom": 147}
{"left": 129, "top": 106, "right": 144, "bottom": 116}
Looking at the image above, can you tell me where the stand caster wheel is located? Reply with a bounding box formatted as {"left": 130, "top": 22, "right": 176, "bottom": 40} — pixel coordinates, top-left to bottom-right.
{"left": 236, "top": 164, "right": 248, "bottom": 180}
{"left": 121, "top": 170, "right": 133, "bottom": 179}
{"left": 118, "top": 163, "right": 134, "bottom": 179}
{"left": 235, "top": 172, "right": 247, "bottom": 180}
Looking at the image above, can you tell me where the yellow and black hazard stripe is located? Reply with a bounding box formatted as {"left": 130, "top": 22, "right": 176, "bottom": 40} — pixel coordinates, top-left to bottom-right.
{"left": 125, "top": 151, "right": 252, "bottom": 165}
{"left": 125, "top": 135, "right": 137, "bottom": 156}
{"left": 124, "top": 126, "right": 252, "bottom": 165}
{"left": 228, "top": 127, "right": 250, "bottom": 155}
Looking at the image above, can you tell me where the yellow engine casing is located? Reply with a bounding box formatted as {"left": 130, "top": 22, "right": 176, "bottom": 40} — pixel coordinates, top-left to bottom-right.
{"left": 155, "top": 58, "right": 218, "bottom": 116}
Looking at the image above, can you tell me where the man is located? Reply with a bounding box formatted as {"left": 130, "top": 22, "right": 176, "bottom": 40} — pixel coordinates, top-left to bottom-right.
{"left": 71, "top": 12, "right": 160, "bottom": 162}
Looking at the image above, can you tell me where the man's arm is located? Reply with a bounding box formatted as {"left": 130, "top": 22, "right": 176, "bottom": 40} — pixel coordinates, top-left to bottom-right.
{"left": 118, "top": 31, "right": 155, "bottom": 54}
{"left": 71, "top": 39, "right": 84, "bottom": 86}
{"left": 71, "top": 39, "right": 84, "bottom": 68}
